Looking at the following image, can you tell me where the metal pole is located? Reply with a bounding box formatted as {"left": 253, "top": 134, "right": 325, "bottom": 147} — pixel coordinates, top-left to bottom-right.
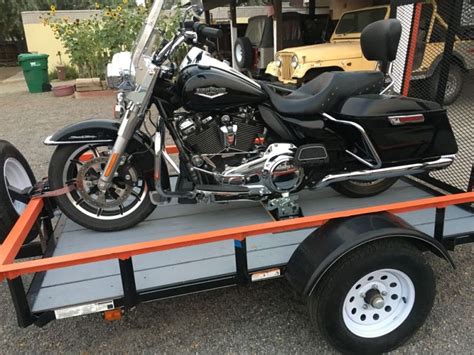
{"left": 435, "top": 0, "right": 463, "bottom": 104}
{"left": 434, "top": 208, "right": 446, "bottom": 243}
{"left": 234, "top": 239, "right": 249, "bottom": 283}
{"left": 229, "top": 0, "right": 238, "bottom": 69}
{"left": 308, "top": 0, "right": 315, "bottom": 19}
{"left": 8, "top": 277, "right": 34, "bottom": 328}
{"left": 119, "top": 258, "right": 138, "bottom": 308}
{"left": 273, "top": 0, "right": 283, "bottom": 53}
{"left": 469, "top": 166, "right": 474, "bottom": 191}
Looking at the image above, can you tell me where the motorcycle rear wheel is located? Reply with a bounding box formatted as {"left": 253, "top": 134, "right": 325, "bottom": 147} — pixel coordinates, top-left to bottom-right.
{"left": 331, "top": 178, "right": 398, "bottom": 198}
{"left": 49, "top": 144, "right": 156, "bottom": 232}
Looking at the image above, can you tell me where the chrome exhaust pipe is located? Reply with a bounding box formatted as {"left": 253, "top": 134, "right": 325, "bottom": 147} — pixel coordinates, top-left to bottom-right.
{"left": 315, "top": 155, "right": 455, "bottom": 189}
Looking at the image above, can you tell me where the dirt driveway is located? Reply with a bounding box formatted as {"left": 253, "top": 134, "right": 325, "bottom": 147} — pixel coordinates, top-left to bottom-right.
{"left": 0, "top": 78, "right": 472, "bottom": 354}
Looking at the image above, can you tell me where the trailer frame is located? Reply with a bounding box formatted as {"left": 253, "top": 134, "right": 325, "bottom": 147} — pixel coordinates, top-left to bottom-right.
{"left": 1, "top": 169, "right": 473, "bottom": 329}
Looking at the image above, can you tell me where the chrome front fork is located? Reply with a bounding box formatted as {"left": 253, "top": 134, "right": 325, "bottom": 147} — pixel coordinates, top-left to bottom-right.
{"left": 97, "top": 104, "right": 140, "bottom": 192}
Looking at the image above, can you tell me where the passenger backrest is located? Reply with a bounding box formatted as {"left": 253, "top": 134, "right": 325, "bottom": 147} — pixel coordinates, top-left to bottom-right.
{"left": 361, "top": 19, "right": 402, "bottom": 63}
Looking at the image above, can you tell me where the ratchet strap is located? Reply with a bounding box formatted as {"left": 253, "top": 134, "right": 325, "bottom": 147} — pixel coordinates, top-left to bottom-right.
{"left": 31, "top": 179, "right": 77, "bottom": 199}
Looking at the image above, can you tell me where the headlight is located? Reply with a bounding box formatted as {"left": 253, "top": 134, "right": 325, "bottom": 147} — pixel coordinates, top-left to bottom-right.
{"left": 291, "top": 55, "right": 299, "bottom": 69}
{"left": 275, "top": 55, "right": 282, "bottom": 68}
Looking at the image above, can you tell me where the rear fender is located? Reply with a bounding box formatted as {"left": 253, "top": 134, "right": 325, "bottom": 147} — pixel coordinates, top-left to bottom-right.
{"left": 44, "top": 119, "right": 154, "bottom": 177}
{"left": 286, "top": 212, "right": 454, "bottom": 299}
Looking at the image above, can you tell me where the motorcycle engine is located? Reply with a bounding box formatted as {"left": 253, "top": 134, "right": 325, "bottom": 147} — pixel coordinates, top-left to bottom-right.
{"left": 176, "top": 108, "right": 264, "bottom": 170}
{"left": 175, "top": 109, "right": 304, "bottom": 194}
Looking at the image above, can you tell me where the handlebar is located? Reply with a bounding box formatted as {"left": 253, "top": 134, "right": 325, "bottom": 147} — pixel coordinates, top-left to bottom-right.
{"left": 193, "top": 23, "right": 223, "bottom": 40}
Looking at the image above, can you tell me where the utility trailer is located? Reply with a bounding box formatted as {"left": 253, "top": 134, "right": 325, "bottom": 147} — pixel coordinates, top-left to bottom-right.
{"left": 0, "top": 143, "right": 473, "bottom": 353}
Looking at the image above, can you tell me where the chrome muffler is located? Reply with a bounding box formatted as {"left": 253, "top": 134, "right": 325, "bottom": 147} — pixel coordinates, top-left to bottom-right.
{"left": 315, "top": 155, "right": 455, "bottom": 189}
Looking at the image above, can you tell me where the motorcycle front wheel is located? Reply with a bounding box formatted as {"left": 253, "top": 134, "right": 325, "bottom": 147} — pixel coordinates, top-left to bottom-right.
{"left": 331, "top": 178, "right": 398, "bottom": 198}
{"left": 49, "top": 144, "right": 156, "bottom": 232}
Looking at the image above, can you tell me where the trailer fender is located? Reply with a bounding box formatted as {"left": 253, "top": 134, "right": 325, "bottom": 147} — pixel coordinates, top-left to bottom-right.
{"left": 286, "top": 212, "right": 454, "bottom": 299}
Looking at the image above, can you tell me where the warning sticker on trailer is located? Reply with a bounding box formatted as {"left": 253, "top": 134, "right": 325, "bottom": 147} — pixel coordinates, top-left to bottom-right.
{"left": 54, "top": 301, "right": 115, "bottom": 319}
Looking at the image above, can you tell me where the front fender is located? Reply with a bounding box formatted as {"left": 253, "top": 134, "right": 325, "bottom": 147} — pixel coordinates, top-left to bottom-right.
{"left": 44, "top": 119, "right": 152, "bottom": 149}
{"left": 265, "top": 61, "right": 280, "bottom": 77}
{"left": 44, "top": 118, "right": 154, "bottom": 176}
{"left": 286, "top": 212, "right": 454, "bottom": 299}
{"left": 45, "top": 119, "right": 124, "bottom": 145}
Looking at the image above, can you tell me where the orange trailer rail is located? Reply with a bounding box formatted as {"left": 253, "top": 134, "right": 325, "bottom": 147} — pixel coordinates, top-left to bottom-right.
{"left": 1, "top": 191, "right": 473, "bottom": 282}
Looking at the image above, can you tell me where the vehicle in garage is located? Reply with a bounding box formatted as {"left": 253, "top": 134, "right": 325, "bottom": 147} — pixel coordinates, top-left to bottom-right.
{"left": 266, "top": 0, "right": 473, "bottom": 104}
{"left": 234, "top": 12, "right": 333, "bottom": 77}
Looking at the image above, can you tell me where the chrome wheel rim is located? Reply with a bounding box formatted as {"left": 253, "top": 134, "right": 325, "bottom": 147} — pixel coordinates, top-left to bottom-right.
{"left": 235, "top": 44, "right": 243, "bottom": 64}
{"left": 445, "top": 72, "right": 457, "bottom": 100}
{"left": 3, "top": 158, "right": 33, "bottom": 214}
{"left": 342, "top": 268, "right": 415, "bottom": 338}
{"left": 62, "top": 145, "right": 148, "bottom": 220}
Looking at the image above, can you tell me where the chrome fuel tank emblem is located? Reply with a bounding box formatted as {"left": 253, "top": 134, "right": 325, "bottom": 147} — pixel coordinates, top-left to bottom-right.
{"left": 195, "top": 86, "right": 228, "bottom": 99}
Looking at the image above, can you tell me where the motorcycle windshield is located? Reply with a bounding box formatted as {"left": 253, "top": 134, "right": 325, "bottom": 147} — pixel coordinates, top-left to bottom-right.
{"left": 130, "top": 0, "right": 164, "bottom": 84}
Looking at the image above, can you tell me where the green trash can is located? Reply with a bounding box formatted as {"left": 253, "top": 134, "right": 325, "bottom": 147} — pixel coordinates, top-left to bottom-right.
{"left": 18, "top": 53, "right": 49, "bottom": 93}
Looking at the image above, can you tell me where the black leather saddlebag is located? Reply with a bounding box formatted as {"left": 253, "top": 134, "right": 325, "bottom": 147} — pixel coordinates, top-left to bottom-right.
{"left": 333, "top": 94, "right": 458, "bottom": 164}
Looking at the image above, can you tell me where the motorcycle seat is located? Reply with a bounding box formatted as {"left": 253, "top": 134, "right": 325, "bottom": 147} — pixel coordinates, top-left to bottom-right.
{"left": 261, "top": 71, "right": 385, "bottom": 116}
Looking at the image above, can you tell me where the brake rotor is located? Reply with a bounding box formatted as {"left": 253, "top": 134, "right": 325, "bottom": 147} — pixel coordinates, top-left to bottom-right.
{"left": 76, "top": 156, "right": 136, "bottom": 210}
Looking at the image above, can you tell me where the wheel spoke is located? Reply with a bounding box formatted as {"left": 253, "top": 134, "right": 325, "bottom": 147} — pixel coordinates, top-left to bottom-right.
{"left": 96, "top": 192, "right": 107, "bottom": 205}
{"left": 70, "top": 159, "right": 84, "bottom": 166}
{"left": 88, "top": 185, "right": 99, "bottom": 195}
{"left": 87, "top": 169, "right": 101, "bottom": 179}
{"left": 89, "top": 145, "right": 100, "bottom": 158}
{"left": 131, "top": 191, "right": 142, "bottom": 201}
{"left": 109, "top": 189, "right": 121, "bottom": 200}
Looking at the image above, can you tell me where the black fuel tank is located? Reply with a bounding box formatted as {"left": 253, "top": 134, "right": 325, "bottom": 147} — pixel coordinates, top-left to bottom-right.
{"left": 177, "top": 64, "right": 267, "bottom": 111}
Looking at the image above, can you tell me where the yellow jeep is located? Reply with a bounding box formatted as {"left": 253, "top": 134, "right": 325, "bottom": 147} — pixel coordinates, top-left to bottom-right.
{"left": 266, "top": 0, "right": 473, "bottom": 104}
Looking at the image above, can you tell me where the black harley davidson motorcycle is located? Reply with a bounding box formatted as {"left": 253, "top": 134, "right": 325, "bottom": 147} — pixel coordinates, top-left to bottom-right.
{"left": 45, "top": 0, "right": 457, "bottom": 231}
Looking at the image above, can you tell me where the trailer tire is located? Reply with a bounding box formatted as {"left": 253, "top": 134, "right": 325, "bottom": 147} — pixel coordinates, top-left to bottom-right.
{"left": 331, "top": 178, "right": 398, "bottom": 198}
{"left": 0, "top": 140, "right": 38, "bottom": 243}
{"left": 427, "top": 64, "right": 463, "bottom": 105}
{"left": 309, "top": 239, "right": 435, "bottom": 354}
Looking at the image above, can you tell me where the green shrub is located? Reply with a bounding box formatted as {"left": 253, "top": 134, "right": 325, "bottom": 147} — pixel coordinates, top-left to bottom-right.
{"left": 44, "top": 1, "right": 147, "bottom": 78}
{"left": 45, "top": 2, "right": 184, "bottom": 79}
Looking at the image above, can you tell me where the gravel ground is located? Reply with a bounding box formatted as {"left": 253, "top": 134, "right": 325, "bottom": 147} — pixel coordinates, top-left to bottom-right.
{"left": 0, "top": 77, "right": 473, "bottom": 354}
{"left": 0, "top": 67, "right": 21, "bottom": 81}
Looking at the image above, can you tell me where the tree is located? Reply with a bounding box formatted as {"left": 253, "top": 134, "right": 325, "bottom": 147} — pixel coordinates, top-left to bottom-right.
{"left": 0, "top": 0, "right": 48, "bottom": 42}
